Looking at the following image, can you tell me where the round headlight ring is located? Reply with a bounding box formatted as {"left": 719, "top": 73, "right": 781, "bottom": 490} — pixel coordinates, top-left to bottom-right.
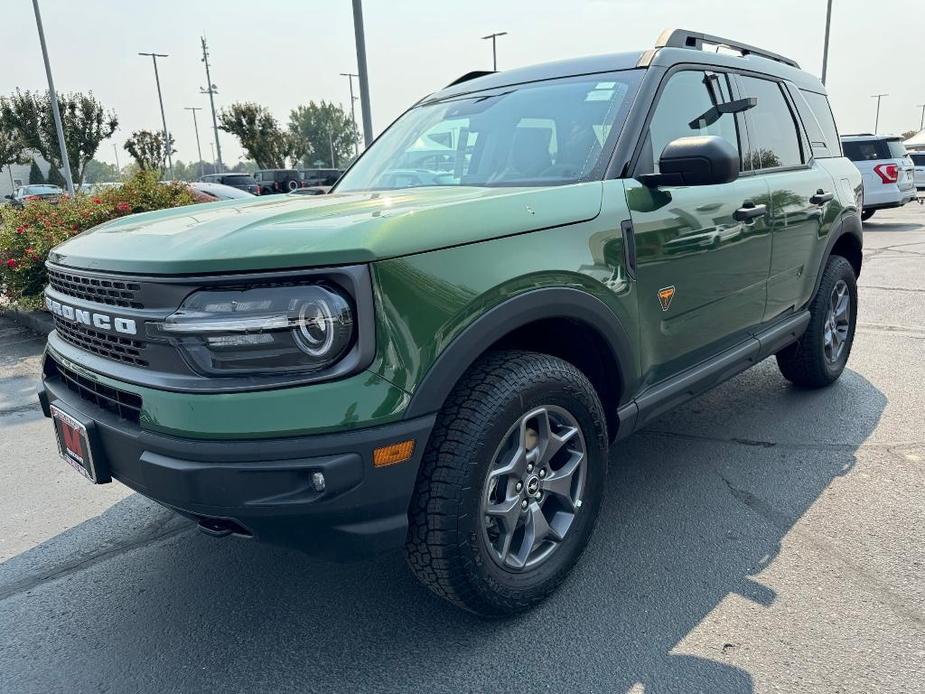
{"left": 293, "top": 298, "right": 336, "bottom": 357}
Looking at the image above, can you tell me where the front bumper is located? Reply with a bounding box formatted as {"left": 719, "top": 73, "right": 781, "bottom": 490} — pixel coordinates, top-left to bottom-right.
{"left": 39, "top": 357, "right": 434, "bottom": 561}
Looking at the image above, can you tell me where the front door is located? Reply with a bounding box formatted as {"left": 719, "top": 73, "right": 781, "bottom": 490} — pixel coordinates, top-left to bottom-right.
{"left": 626, "top": 69, "right": 772, "bottom": 387}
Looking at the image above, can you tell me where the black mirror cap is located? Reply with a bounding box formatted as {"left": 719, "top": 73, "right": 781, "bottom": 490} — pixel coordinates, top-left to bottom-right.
{"left": 650, "top": 135, "right": 740, "bottom": 187}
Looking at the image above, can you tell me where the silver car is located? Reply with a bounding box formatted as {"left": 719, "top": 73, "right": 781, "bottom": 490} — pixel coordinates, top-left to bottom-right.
{"left": 909, "top": 151, "right": 925, "bottom": 191}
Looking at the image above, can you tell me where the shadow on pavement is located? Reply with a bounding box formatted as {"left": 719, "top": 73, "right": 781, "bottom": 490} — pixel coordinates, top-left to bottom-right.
{"left": 0, "top": 361, "right": 886, "bottom": 693}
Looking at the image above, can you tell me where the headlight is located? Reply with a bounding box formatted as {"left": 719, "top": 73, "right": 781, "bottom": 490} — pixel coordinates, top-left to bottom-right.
{"left": 149, "top": 284, "right": 354, "bottom": 375}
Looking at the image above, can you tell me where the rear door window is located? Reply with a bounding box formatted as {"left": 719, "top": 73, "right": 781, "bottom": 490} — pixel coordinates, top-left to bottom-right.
{"left": 738, "top": 75, "right": 804, "bottom": 170}
{"left": 910, "top": 153, "right": 925, "bottom": 166}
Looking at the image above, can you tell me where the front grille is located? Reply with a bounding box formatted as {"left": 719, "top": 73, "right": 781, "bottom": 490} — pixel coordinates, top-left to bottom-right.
{"left": 46, "top": 357, "right": 142, "bottom": 424}
{"left": 47, "top": 267, "right": 143, "bottom": 308}
{"left": 53, "top": 317, "right": 148, "bottom": 367}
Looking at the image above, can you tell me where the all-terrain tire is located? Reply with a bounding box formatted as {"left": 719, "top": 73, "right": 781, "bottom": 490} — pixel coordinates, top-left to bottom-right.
{"left": 776, "top": 255, "right": 858, "bottom": 388}
{"left": 405, "top": 350, "right": 608, "bottom": 617}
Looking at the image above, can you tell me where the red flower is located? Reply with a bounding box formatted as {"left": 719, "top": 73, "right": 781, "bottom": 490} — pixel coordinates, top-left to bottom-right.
{"left": 6, "top": 258, "right": 16, "bottom": 268}
{"left": 116, "top": 202, "right": 131, "bottom": 213}
{"left": 15, "top": 225, "right": 26, "bottom": 234}
{"left": 72, "top": 223, "right": 79, "bottom": 230}
{"left": 92, "top": 197, "right": 102, "bottom": 204}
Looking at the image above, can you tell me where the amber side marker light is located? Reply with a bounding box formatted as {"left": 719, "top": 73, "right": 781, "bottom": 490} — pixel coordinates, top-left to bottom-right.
{"left": 373, "top": 440, "right": 415, "bottom": 468}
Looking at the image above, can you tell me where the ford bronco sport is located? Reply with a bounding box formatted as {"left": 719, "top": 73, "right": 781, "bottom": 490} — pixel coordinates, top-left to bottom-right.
{"left": 39, "top": 29, "right": 862, "bottom": 616}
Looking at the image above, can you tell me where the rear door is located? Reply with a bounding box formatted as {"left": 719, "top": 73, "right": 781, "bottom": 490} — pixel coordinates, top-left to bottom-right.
{"left": 625, "top": 68, "right": 772, "bottom": 386}
{"left": 736, "top": 74, "right": 837, "bottom": 320}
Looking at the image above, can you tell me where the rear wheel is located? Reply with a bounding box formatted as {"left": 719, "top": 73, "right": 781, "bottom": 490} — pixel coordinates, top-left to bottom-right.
{"left": 776, "top": 255, "right": 857, "bottom": 388}
{"left": 861, "top": 209, "right": 875, "bottom": 221}
{"left": 405, "top": 351, "right": 608, "bottom": 616}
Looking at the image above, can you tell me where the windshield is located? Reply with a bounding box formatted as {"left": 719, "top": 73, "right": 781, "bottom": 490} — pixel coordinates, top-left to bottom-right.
{"left": 22, "top": 185, "right": 62, "bottom": 195}
{"left": 336, "top": 70, "right": 641, "bottom": 192}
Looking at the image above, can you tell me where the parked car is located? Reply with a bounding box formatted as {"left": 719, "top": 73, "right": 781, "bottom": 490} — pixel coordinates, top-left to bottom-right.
{"left": 39, "top": 28, "right": 863, "bottom": 616}
{"left": 198, "top": 173, "right": 258, "bottom": 195}
{"left": 298, "top": 169, "right": 343, "bottom": 187}
{"left": 841, "top": 134, "right": 916, "bottom": 219}
{"left": 254, "top": 169, "right": 301, "bottom": 195}
{"left": 189, "top": 181, "right": 257, "bottom": 202}
{"left": 291, "top": 186, "right": 331, "bottom": 196}
{"left": 909, "top": 151, "right": 925, "bottom": 191}
{"left": 4, "top": 184, "right": 64, "bottom": 209}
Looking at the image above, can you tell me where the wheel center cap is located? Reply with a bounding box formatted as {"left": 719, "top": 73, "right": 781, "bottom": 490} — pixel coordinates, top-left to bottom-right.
{"left": 526, "top": 476, "right": 540, "bottom": 496}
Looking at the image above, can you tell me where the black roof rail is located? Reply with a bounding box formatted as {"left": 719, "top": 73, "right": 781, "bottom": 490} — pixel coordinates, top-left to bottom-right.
{"left": 446, "top": 70, "right": 495, "bottom": 88}
{"left": 840, "top": 133, "right": 875, "bottom": 137}
{"left": 654, "top": 29, "right": 800, "bottom": 69}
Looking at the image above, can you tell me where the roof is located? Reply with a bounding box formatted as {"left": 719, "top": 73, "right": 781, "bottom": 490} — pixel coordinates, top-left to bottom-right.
{"left": 904, "top": 130, "right": 925, "bottom": 147}
{"left": 426, "top": 29, "right": 822, "bottom": 105}
{"left": 841, "top": 134, "right": 903, "bottom": 141}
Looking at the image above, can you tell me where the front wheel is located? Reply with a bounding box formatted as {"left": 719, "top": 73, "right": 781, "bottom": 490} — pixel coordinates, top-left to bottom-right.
{"left": 776, "top": 255, "right": 858, "bottom": 388}
{"left": 405, "top": 351, "right": 608, "bottom": 616}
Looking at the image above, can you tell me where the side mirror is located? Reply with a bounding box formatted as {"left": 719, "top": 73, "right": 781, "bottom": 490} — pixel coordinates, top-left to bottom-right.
{"left": 638, "top": 135, "right": 739, "bottom": 188}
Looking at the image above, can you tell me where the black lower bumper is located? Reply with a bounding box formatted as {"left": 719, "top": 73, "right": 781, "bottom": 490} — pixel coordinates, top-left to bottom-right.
{"left": 39, "top": 363, "right": 434, "bottom": 561}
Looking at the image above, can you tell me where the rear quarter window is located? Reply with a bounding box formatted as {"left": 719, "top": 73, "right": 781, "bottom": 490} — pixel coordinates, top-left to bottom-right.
{"left": 793, "top": 89, "right": 841, "bottom": 158}
{"left": 842, "top": 139, "right": 902, "bottom": 161}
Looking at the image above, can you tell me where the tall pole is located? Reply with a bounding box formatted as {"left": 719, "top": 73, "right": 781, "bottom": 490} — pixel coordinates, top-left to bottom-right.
{"left": 871, "top": 93, "right": 887, "bottom": 133}
{"left": 185, "top": 107, "right": 204, "bottom": 178}
{"left": 917, "top": 104, "right": 925, "bottom": 132}
{"left": 329, "top": 130, "right": 336, "bottom": 168}
{"left": 481, "top": 31, "right": 508, "bottom": 71}
{"left": 340, "top": 72, "right": 360, "bottom": 156}
{"left": 112, "top": 143, "right": 121, "bottom": 180}
{"left": 820, "top": 0, "right": 833, "bottom": 84}
{"left": 32, "top": 0, "right": 74, "bottom": 195}
{"left": 209, "top": 142, "right": 215, "bottom": 168}
{"left": 139, "top": 51, "right": 173, "bottom": 178}
{"left": 200, "top": 36, "right": 224, "bottom": 172}
{"left": 352, "top": 0, "right": 374, "bottom": 147}
{"left": 7, "top": 165, "right": 15, "bottom": 193}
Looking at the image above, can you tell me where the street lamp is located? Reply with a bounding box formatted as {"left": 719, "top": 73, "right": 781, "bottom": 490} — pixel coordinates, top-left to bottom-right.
{"left": 112, "top": 143, "right": 121, "bottom": 180}
{"left": 340, "top": 72, "right": 360, "bottom": 156}
{"left": 200, "top": 36, "right": 224, "bottom": 173}
{"left": 820, "top": 0, "right": 833, "bottom": 84}
{"left": 185, "top": 107, "right": 204, "bottom": 179}
{"left": 917, "top": 104, "right": 925, "bottom": 133}
{"left": 352, "top": 0, "right": 374, "bottom": 147}
{"left": 138, "top": 51, "right": 173, "bottom": 178}
{"left": 481, "top": 31, "right": 508, "bottom": 71}
{"left": 871, "top": 93, "right": 888, "bottom": 133}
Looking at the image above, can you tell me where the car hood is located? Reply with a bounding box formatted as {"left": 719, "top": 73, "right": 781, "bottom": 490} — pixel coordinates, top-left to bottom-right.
{"left": 49, "top": 184, "right": 603, "bottom": 274}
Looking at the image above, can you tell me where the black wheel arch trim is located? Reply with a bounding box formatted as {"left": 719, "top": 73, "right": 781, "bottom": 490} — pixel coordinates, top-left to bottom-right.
{"left": 403, "top": 287, "right": 637, "bottom": 420}
{"left": 811, "top": 210, "right": 863, "bottom": 301}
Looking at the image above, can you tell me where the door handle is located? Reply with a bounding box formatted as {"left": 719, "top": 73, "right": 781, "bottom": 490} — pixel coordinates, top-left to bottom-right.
{"left": 733, "top": 202, "right": 768, "bottom": 222}
{"left": 810, "top": 189, "right": 834, "bottom": 205}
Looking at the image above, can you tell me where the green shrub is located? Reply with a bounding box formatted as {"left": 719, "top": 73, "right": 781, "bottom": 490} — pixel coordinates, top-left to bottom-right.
{"left": 0, "top": 170, "right": 195, "bottom": 309}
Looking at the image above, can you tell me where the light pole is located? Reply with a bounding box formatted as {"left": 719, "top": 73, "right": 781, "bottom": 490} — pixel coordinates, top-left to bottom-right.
{"left": 139, "top": 51, "right": 173, "bottom": 178}
{"left": 112, "top": 143, "right": 121, "bottom": 180}
{"left": 917, "top": 104, "right": 925, "bottom": 132}
{"left": 821, "top": 0, "right": 833, "bottom": 84}
{"left": 871, "top": 93, "right": 888, "bottom": 133}
{"left": 185, "top": 107, "right": 204, "bottom": 178}
{"left": 209, "top": 142, "right": 215, "bottom": 171}
{"left": 329, "top": 130, "right": 336, "bottom": 168}
{"left": 200, "top": 36, "right": 224, "bottom": 172}
{"left": 340, "top": 71, "right": 360, "bottom": 156}
{"left": 481, "top": 31, "right": 508, "bottom": 71}
{"left": 351, "top": 0, "right": 374, "bottom": 147}
{"left": 31, "top": 0, "right": 74, "bottom": 195}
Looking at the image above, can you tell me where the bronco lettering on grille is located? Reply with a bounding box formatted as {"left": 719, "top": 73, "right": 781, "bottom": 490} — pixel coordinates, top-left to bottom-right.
{"left": 46, "top": 296, "right": 137, "bottom": 336}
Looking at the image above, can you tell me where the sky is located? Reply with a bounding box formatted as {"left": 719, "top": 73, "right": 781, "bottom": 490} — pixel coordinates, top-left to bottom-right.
{"left": 2, "top": 0, "right": 921, "bottom": 169}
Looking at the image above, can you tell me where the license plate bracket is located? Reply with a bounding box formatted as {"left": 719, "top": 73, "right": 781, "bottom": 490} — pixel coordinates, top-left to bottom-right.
{"left": 50, "top": 403, "right": 110, "bottom": 484}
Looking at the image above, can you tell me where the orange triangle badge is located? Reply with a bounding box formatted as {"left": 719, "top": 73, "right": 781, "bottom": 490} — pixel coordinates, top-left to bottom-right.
{"left": 657, "top": 286, "right": 676, "bottom": 311}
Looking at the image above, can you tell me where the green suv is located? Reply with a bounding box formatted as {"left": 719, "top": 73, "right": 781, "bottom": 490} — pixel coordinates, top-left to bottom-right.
{"left": 39, "top": 29, "right": 862, "bottom": 615}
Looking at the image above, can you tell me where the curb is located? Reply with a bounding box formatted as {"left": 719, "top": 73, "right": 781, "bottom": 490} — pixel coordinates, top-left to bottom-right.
{"left": 1, "top": 308, "right": 54, "bottom": 336}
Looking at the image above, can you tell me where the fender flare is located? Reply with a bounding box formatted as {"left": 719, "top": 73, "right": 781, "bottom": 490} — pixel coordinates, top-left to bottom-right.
{"left": 810, "top": 210, "right": 863, "bottom": 301}
{"left": 403, "top": 287, "right": 636, "bottom": 419}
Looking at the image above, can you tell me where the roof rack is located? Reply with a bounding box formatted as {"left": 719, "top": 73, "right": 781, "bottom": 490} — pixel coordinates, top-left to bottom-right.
{"left": 446, "top": 70, "right": 495, "bottom": 88}
{"left": 653, "top": 29, "right": 800, "bottom": 69}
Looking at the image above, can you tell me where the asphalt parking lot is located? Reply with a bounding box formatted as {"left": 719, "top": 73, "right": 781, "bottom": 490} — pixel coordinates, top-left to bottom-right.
{"left": 1, "top": 205, "right": 923, "bottom": 693}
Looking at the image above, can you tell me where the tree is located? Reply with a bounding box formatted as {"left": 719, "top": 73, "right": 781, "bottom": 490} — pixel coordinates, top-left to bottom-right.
{"left": 81, "top": 159, "right": 119, "bottom": 183}
{"left": 47, "top": 164, "right": 65, "bottom": 187}
{"left": 0, "top": 89, "right": 118, "bottom": 188}
{"left": 288, "top": 101, "right": 359, "bottom": 169}
{"left": 0, "top": 127, "right": 28, "bottom": 179}
{"left": 219, "top": 102, "right": 294, "bottom": 169}
{"left": 124, "top": 130, "right": 175, "bottom": 173}
{"left": 28, "top": 159, "right": 45, "bottom": 184}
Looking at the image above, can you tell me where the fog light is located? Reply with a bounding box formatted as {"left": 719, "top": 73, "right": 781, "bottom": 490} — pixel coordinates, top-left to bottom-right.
{"left": 373, "top": 440, "right": 415, "bottom": 468}
{"left": 311, "top": 472, "right": 326, "bottom": 492}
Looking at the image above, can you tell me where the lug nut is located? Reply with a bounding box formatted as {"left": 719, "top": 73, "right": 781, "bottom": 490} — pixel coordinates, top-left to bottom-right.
{"left": 526, "top": 463, "right": 534, "bottom": 473}
{"left": 515, "top": 482, "right": 523, "bottom": 492}
{"left": 539, "top": 469, "right": 546, "bottom": 478}
{"left": 521, "top": 499, "right": 529, "bottom": 510}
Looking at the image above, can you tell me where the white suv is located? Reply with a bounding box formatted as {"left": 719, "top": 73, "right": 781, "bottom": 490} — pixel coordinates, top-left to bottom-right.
{"left": 910, "top": 151, "right": 925, "bottom": 191}
{"left": 841, "top": 134, "right": 916, "bottom": 220}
